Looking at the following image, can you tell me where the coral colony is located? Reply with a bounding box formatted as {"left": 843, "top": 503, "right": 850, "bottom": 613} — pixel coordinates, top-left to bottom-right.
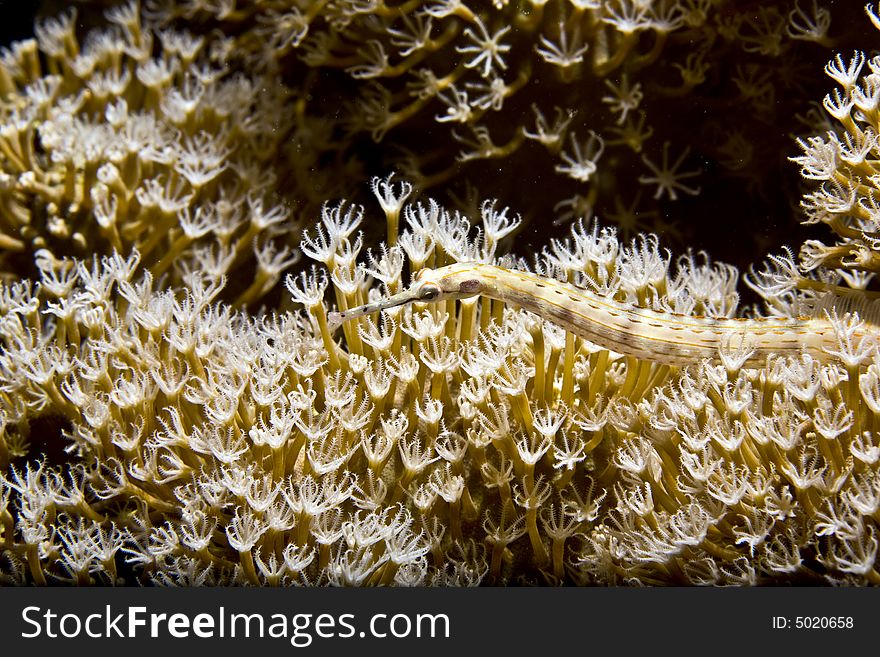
{"left": 1, "top": 0, "right": 880, "bottom": 585}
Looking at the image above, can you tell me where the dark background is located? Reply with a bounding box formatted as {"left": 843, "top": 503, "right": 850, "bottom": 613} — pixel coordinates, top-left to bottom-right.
{"left": 0, "top": 1, "right": 41, "bottom": 45}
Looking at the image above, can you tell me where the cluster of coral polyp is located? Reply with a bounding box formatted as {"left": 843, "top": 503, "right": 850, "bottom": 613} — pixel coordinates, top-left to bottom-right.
{"left": 1, "top": 0, "right": 880, "bottom": 585}
{"left": 0, "top": 1, "right": 300, "bottom": 305}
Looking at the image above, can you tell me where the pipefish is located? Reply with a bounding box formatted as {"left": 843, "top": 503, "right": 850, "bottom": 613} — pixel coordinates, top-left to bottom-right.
{"left": 327, "top": 262, "right": 877, "bottom": 368}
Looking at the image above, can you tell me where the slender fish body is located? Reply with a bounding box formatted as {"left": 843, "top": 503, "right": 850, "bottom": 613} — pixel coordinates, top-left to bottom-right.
{"left": 328, "top": 262, "right": 872, "bottom": 367}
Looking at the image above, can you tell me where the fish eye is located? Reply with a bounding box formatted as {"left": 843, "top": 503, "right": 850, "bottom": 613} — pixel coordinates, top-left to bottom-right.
{"left": 419, "top": 285, "right": 440, "bottom": 301}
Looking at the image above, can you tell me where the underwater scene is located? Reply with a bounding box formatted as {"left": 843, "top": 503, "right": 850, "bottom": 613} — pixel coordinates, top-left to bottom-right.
{"left": 1, "top": 0, "right": 879, "bottom": 586}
